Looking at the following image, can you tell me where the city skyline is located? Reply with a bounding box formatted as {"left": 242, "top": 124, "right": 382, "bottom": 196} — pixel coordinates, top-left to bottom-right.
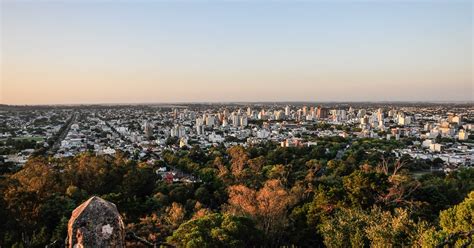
{"left": 1, "top": 0, "right": 473, "bottom": 104}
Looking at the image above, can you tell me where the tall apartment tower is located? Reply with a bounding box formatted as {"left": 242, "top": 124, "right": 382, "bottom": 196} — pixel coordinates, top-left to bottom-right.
{"left": 285, "top": 105, "right": 291, "bottom": 116}
{"left": 143, "top": 121, "right": 153, "bottom": 138}
{"left": 317, "top": 106, "right": 328, "bottom": 119}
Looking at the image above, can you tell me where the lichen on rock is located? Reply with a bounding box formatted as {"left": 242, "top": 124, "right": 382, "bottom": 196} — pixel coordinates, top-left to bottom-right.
{"left": 67, "top": 196, "right": 125, "bottom": 248}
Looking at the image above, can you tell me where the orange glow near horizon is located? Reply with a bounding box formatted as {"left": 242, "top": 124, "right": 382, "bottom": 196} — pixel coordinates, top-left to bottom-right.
{"left": 1, "top": 1, "right": 472, "bottom": 104}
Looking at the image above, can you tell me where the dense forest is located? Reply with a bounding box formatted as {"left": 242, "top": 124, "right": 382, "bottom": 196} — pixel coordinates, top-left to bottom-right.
{"left": 0, "top": 138, "right": 473, "bottom": 247}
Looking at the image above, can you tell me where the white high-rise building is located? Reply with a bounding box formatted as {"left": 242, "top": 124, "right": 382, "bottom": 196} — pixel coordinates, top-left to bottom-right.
{"left": 170, "top": 125, "right": 178, "bottom": 137}
{"left": 398, "top": 115, "right": 412, "bottom": 126}
{"left": 144, "top": 121, "right": 153, "bottom": 138}
{"left": 251, "top": 111, "right": 258, "bottom": 120}
{"left": 285, "top": 106, "right": 291, "bottom": 116}
{"left": 171, "top": 124, "right": 186, "bottom": 138}
{"left": 223, "top": 109, "right": 230, "bottom": 118}
{"left": 275, "top": 110, "right": 284, "bottom": 120}
{"left": 240, "top": 116, "right": 248, "bottom": 127}
{"left": 196, "top": 125, "right": 204, "bottom": 135}
{"left": 337, "top": 109, "right": 347, "bottom": 121}
{"left": 196, "top": 117, "right": 204, "bottom": 126}
{"left": 232, "top": 113, "right": 240, "bottom": 127}
{"left": 195, "top": 117, "right": 204, "bottom": 135}
{"left": 377, "top": 109, "right": 384, "bottom": 122}
{"left": 388, "top": 109, "right": 397, "bottom": 117}
{"left": 206, "top": 115, "right": 215, "bottom": 127}
{"left": 398, "top": 116, "right": 406, "bottom": 126}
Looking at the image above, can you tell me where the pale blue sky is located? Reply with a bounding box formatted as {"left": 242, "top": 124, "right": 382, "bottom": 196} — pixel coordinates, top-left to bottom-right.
{"left": 1, "top": 0, "right": 472, "bottom": 104}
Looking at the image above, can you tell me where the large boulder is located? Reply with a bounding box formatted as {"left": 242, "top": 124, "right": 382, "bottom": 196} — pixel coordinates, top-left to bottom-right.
{"left": 67, "top": 196, "right": 125, "bottom": 248}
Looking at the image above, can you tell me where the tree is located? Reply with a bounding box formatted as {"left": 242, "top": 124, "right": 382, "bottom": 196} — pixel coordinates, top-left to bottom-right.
{"left": 343, "top": 170, "right": 388, "bottom": 208}
{"left": 164, "top": 202, "right": 186, "bottom": 229}
{"left": 2, "top": 158, "right": 71, "bottom": 247}
{"left": 165, "top": 136, "right": 179, "bottom": 146}
{"left": 267, "top": 164, "right": 291, "bottom": 185}
{"left": 65, "top": 185, "right": 88, "bottom": 203}
{"left": 413, "top": 175, "right": 466, "bottom": 221}
{"left": 227, "top": 146, "right": 249, "bottom": 178}
{"left": 121, "top": 163, "right": 157, "bottom": 198}
{"left": 320, "top": 207, "right": 421, "bottom": 248}
{"left": 248, "top": 156, "right": 265, "bottom": 172}
{"left": 422, "top": 191, "right": 474, "bottom": 247}
{"left": 227, "top": 179, "right": 295, "bottom": 246}
{"left": 167, "top": 213, "right": 262, "bottom": 248}
{"left": 4, "top": 158, "right": 63, "bottom": 229}
{"left": 319, "top": 207, "right": 369, "bottom": 247}
{"left": 365, "top": 207, "right": 420, "bottom": 247}
{"left": 127, "top": 213, "right": 167, "bottom": 244}
{"left": 64, "top": 153, "right": 122, "bottom": 195}
{"left": 213, "top": 156, "right": 230, "bottom": 181}
{"left": 375, "top": 158, "right": 422, "bottom": 208}
{"left": 380, "top": 173, "right": 422, "bottom": 208}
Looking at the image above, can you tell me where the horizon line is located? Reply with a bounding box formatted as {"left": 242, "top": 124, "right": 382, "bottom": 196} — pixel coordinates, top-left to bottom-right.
{"left": 1, "top": 100, "right": 473, "bottom": 107}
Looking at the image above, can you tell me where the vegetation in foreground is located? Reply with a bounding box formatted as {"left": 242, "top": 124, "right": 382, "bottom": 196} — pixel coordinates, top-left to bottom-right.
{"left": 0, "top": 138, "right": 473, "bottom": 247}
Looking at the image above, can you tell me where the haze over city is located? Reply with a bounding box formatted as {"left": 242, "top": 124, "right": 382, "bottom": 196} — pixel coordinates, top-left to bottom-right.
{"left": 1, "top": 1, "right": 474, "bottom": 247}
{"left": 1, "top": 0, "right": 472, "bottom": 104}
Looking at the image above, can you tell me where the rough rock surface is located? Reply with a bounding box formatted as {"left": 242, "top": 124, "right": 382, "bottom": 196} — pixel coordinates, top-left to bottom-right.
{"left": 67, "top": 196, "right": 125, "bottom": 248}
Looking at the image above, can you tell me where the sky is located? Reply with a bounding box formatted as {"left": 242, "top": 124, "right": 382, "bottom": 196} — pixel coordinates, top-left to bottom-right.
{"left": 0, "top": 0, "right": 472, "bottom": 105}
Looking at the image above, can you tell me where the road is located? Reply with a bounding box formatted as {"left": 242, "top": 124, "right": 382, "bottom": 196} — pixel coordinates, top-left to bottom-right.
{"left": 47, "top": 112, "right": 78, "bottom": 155}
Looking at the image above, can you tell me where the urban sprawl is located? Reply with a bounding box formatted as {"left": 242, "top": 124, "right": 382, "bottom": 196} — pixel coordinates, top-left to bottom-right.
{"left": 1, "top": 103, "right": 472, "bottom": 182}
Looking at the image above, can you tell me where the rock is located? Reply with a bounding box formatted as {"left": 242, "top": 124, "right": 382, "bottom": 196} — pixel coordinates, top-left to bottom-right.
{"left": 67, "top": 196, "right": 125, "bottom": 248}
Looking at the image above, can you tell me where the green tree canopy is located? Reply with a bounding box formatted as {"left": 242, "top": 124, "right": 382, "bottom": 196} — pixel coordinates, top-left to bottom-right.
{"left": 167, "top": 213, "right": 262, "bottom": 248}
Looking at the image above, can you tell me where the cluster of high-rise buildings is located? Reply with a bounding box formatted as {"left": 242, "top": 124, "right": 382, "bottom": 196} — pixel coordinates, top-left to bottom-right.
{"left": 1, "top": 103, "right": 473, "bottom": 172}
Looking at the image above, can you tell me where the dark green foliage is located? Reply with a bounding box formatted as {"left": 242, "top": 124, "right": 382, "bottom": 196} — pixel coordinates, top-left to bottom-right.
{"left": 167, "top": 213, "right": 263, "bottom": 248}
{"left": 0, "top": 139, "right": 473, "bottom": 247}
